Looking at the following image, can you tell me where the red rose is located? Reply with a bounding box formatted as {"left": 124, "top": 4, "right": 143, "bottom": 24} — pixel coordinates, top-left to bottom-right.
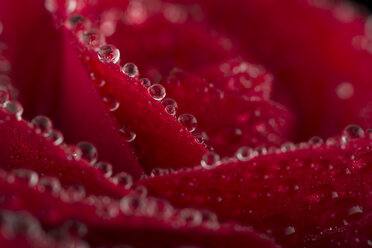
{"left": 0, "top": 0, "right": 370, "bottom": 247}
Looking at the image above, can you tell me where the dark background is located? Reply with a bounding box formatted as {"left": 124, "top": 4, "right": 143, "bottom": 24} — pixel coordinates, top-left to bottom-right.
{"left": 353, "top": 0, "right": 372, "bottom": 10}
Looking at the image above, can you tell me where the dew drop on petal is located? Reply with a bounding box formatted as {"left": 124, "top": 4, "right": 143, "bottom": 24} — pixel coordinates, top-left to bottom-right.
{"left": 201, "top": 152, "right": 220, "bottom": 169}
{"left": 148, "top": 84, "right": 166, "bottom": 101}
{"left": 342, "top": 124, "right": 365, "bottom": 143}
{"left": 39, "top": 177, "right": 61, "bottom": 194}
{"left": 64, "top": 144, "right": 82, "bottom": 160}
{"left": 94, "top": 161, "right": 113, "bottom": 178}
{"left": 120, "top": 126, "right": 136, "bottom": 142}
{"left": 122, "top": 63, "right": 139, "bottom": 78}
{"left": 161, "top": 98, "right": 178, "bottom": 116}
{"left": 63, "top": 220, "right": 88, "bottom": 238}
{"left": 112, "top": 172, "right": 133, "bottom": 189}
{"left": 102, "top": 95, "right": 120, "bottom": 111}
{"left": 31, "top": 115, "right": 53, "bottom": 134}
{"left": 309, "top": 136, "right": 323, "bottom": 147}
{"left": 81, "top": 29, "right": 105, "bottom": 50}
{"left": 180, "top": 208, "right": 203, "bottom": 226}
{"left": 76, "top": 142, "right": 98, "bottom": 164}
{"left": 120, "top": 195, "right": 145, "bottom": 215}
{"left": 47, "top": 129, "right": 64, "bottom": 146}
{"left": 5, "top": 101, "right": 23, "bottom": 120}
{"left": 12, "top": 169, "right": 39, "bottom": 186}
{"left": 178, "top": 113, "right": 197, "bottom": 132}
{"left": 0, "top": 90, "right": 10, "bottom": 107}
{"left": 139, "top": 78, "right": 151, "bottom": 88}
{"left": 65, "top": 184, "right": 86, "bottom": 201}
{"left": 98, "top": 45, "right": 120, "bottom": 64}
{"left": 235, "top": 146, "right": 253, "bottom": 161}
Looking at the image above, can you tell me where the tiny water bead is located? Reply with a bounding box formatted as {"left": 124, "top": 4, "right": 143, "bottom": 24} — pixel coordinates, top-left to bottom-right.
{"left": 200, "top": 152, "right": 220, "bottom": 169}
{"left": 140, "top": 78, "right": 151, "bottom": 88}
{"left": 47, "top": 129, "right": 64, "bottom": 146}
{"left": 12, "top": 169, "right": 39, "bottom": 186}
{"left": 122, "top": 63, "right": 139, "bottom": 78}
{"left": 102, "top": 95, "right": 120, "bottom": 111}
{"left": 342, "top": 124, "right": 365, "bottom": 143}
{"left": 31, "top": 115, "right": 53, "bottom": 134}
{"left": 148, "top": 84, "right": 166, "bottom": 101}
{"left": 120, "top": 126, "right": 136, "bottom": 142}
{"left": 178, "top": 113, "right": 197, "bottom": 132}
{"left": 235, "top": 146, "right": 254, "bottom": 161}
{"left": 161, "top": 98, "right": 178, "bottom": 116}
{"left": 94, "top": 161, "right": 113, "bottom": 178}
{"left": 309, "top": 136, "right": 323, "bottom": 147}
{"left": 5, "top": 100, "right": 23, "bottom": 120}
{"left": 112, "top": 172, "right": 133, "bottom": 189}
{"left": 76, "top": 142, "right": 98, "bottom": 164}
{"left": 98, "top": 45, "right": 120, "bottom": 64}
{"left": 0, "top": 89, "right": 10, "bottom": 107}
{"left": 81, "top": 29, "right": 105, "bottom": 50}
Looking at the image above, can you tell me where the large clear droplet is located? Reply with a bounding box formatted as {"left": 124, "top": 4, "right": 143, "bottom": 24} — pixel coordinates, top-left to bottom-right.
{"left": 201, "top": 152, "right": 220, "bottom": 169}
{"left": 98, "top": 45, "right": 120, "bottom": 64}
{"left": 309, "top": 136, "right": 323, "bottom": 147}
{"left": 122, "top": 63, "right": 139, "bottom": 78}
{"left": 342, "top": 124, "right": 365, "bottom": 144}
{"left": 178, "top": 113, "right": 197, "bottom": 132}
{"left": 120, "top": 126, "right": 136, "bottom": 142}
{"left": 31, "top": 115, "right": 53, "bottom": 134}
{"left": 94, "top": 161, "right": 113, "bottom": 178}
{"left": 148, "top": 84, "right": 166, "bottom": 101}
{"left": 112, "top": 172, "right": 133, "bottom": 189}
{"left": 102, "top": 95, "right": 120, "bottom": 111}
{"left": 5, "top": 101, "right": 23, "bottom": 120}
{"left": 161, "top": 98, "right": 178, "bottom": 116}
{"left": 76, "top": 142, "right": 98, "bottom": 164}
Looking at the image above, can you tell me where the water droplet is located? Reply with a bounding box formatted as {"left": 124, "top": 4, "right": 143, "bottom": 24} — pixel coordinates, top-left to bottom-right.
{"left": 5, "top": 101, "right": 23, "bottom": 120}
{"left": 235, "top": 146, "right": 254, "bottom": 161}
{"left": 148, "top": 84, "right": 166, "bottom": 101}
{"left": 180, "top": 209, "right": 202, "bottom": 226}
{"left": 201, "top": 152, "right": 220, "bottom": 169}
{"left": 122, "top": 63, "right": 139, "bottom": 78}
{"left": 2, "top": 211, "right": 42, "bottom": 236}
{"left": 133, "top": 185, "right": 148, "bottom": 197}
{"left": 284, "top": 226, "right": 296, "bottom": 236}
{"left": 0, "top": 90, "right": 10, "bottom": 107}
{"left": 66, "top": 15, "right": 85, "bottom": 30}
{"left": 280, "top": 142, "right": 295, "bottom": 152}
{"left": 12, "top": 169, "right": 39, "bottom": 186}
{"left": 201, "top": 210, "right": 219, "bottom": 229}
{"left": 64, "top": 184, "right": 86, "bottom": 202}
{"left": 342, "top": 124, "right": 365, "bottom": 143}
{"left": 140, "top": 78, "right": 151, "bottom": 88}
{"left": 161, "top": 98, "right": 178, "bottom": 116}
{"left": 80, "top": 29, "right": 105, "bottom": 50}
{"left": 309, "top": 136, "right": 323, "bottom": 147}
{"left": 346, "top": 205, "right": 363, "bottom": 222}
{"left": 31, "top": 115, "right": 53, "bottom": 134}
{"left": 120, "top": 195, "right": 146, "bottom": 215}
{"left": 39, "top": 177, "right": 61, "bottom": 194}
{"left": 102, "top": 95, "right": 120, "bottom": 111}
{"left": 47, "top": 129, "right": 64, "bottom": 145}
{"left": 45, "top": 0, "right": 76, "bottom": 13}
{"left": 112, "top": 172, "right": 133, "bottom": 189}
{"left": 94, "top": 161, "right": 113, "bottom": 178}
{"left": 178, "top": 113, "right": 197, "bottom": 132}
{"left": 148, "top": 198, "right": 174, "bottom": 218}
{"left": 98, "top": 45, "right": 120, "bottom": 64}
{"left": 76, "top": 142, "right": 98, "bottom": 164}
{"left": 120, "top": 126, "right": 136, "bottom": 142}
{"left": 63, "top": 220, "right": 88, "bottom": 237}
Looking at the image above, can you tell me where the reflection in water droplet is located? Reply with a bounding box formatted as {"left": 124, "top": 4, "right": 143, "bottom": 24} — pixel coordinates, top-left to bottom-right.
{"left": 161, "top": 98, "right": 178, "bottom": 116}
{"left": 102, "top": 95, "right": 120, "bottom": 111}
{"left": 201, "top": 152, "right": 220, "bottom": 169}
{"left": 342, "top": 124, "right": 364, "bottom": 144}
{"left": 235, "top": 146, "right": 254, "bottom": 161}
{"left": 5, "top": 101, "right": 23, "bottom": 120}
{"left": 309, "top": 136, "right": 323, "bottom": 147}
{"left": 94, "top": 161, "right": 113, "bottom": 178}
{"left": 178, "top": 113, "right": 197, "bottom": 132}
{"left": 98, "top": 45, "right": 120, "bottom": 64}
{"left": 120, "top": 126, "right": 136, "bottom": 142}
{"left": 76, "top": 142, "right": 98, "bottom": 164}
{"left": 81, "top": 29, "right": 105, "bottom": 50}
{"left": 148, "top": 84, "right": 166, "bottom": 101}
{"left": 112, "top": 172, "right": 133, "bottom": 189}
{"left": 47, "top": 129, "right": 64, "bottom": 145}
{"left": 12, "top": 169, "right": 39, "bottom": 186}
{"left": 140, "top": 78, "right": 151, "bottom": 88}
{"left": 120, "top": 195, "right": 145, "bottom": 215}
{"left": 122, "top": 63, "right": 139, "bottom": 78}
{"left": 32, "top": 115, "right": 53, "bottom": 134}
